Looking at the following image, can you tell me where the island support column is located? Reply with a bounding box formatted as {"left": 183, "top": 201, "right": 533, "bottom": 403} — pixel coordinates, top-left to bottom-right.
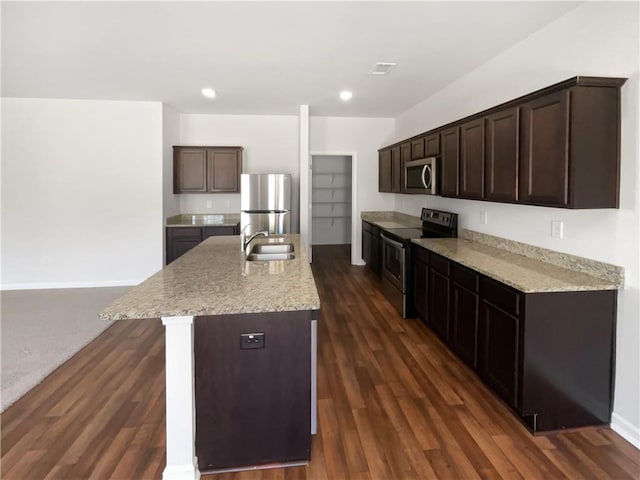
{"left": 161, "top": 316, "right": 201, "bottom": 480}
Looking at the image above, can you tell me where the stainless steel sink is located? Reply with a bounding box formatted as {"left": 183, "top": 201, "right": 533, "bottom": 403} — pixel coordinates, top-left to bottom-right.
{"left": 249, "top": 243, "right": 295, "bottom": 254}
{"left": 246, "top": 252, "right": 296, "bottom": 262}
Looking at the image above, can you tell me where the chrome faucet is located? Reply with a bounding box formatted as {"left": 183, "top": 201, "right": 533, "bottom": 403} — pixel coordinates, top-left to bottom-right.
{"left": 243, "top": 230, "right": 269, "bottom": 253}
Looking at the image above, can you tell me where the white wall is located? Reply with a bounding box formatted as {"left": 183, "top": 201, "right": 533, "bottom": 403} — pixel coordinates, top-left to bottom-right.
{"left": 392, "top": 2, "right": 640, "bottom": 446}
{"left": 310, "top": 116, "right": 395, "bottom": 263}
{"left": 162, "top": 104, "right": 181, "bottom": 265}
{"left": 179, "top": 114, "right": 300, "bottom": 230}
{"left": 1, "top": 98, "right": 164, "bottom": 288}
{"left": 163, "top": 104, "right": 181, "bottom": 221}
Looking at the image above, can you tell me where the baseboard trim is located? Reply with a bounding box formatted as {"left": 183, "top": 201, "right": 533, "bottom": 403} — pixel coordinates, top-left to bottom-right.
{"left": 611, "top": 413, "right": 640, "bottom": 449}
{"left": 0, "top": 279, "right": 141, "bottom": 291}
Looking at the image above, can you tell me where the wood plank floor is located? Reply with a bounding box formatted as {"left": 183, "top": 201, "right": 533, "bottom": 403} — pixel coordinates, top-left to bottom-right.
{"left": 2, "top": 244, "right": 639, "bottom": 479}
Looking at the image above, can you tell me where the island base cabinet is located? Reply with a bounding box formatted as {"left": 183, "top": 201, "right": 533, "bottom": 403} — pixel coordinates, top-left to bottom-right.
{"left": 194, "top": 311, "right": 312, "bottom": 471}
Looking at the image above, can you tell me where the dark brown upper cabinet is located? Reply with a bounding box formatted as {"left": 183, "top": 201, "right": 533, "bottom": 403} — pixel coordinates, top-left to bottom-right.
{"left": 485, "top": 107, "right": 519, "bottom": 203}
{"left": 378, "top": 149, "right": 392, "bottom": 192}
{"left": 410, "top": 138, "right": 425, "bottom": 160}
{"left": 391, "top": 146, "right": 402, "bottom": 193}
{"left": 399, "top": 142, "right": 412, "bottom": 192}
{"left": 378, "top": 76, "right": 626, "bottom": 209}
{"left": 425, "top": 133, "right": 440, "bottom": 157}
{"left": 175, "top": 149, "right": 208, "bottom": 192}
{"left": 459, "top": 119, "right": 485, "bottom": 199}
{"left": 174, "top": 146, "right": 242, "bottom": 194}
{"left": 520, "top": 82, "right": 623, "bottom": 208}
{"left": 519, "top": 90, "right": 570, "bottom": 207}
{"left": 440, "top": 126, "right": 460, "bottom": 197}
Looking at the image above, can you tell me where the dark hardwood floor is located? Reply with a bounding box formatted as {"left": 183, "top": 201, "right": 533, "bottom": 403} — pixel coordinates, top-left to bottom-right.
{"left": 2, "top": 244, "right": 639, "bottom": 479}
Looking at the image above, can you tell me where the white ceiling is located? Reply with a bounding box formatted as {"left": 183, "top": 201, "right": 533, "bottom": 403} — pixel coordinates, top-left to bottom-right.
{"left": 2, "top": 1, "right": 581, "bottom": 117}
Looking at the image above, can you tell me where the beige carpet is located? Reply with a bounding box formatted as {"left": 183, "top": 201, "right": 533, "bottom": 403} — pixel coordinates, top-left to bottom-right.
{"left": 0, "top": 286, "right": 130, "bottom": 411}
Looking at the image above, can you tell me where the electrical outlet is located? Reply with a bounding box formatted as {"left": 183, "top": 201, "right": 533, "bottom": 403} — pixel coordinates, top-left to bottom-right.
{"left": 225, "top": 200, "right": 230, "bottom": 208}
{"left": 206, "top": 200, "right": 213, "bottom": 209}
{"left": 240, "top": 332, "right": 265, "bottom": 349}
{"left": 551, "top": 220, "right": 564, "bottom": 239}
{"left": 480, "top": 211, "right": 488, "bottom": 225}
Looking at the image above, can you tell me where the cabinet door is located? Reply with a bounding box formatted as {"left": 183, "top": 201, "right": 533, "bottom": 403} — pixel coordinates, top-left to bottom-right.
{"left": 428, "top": 269, "right": 450, "bottom": 342}
{"left": 166, "top": 227, "right": 203, "bottom": 264}
{"left": 440, "top": 127, "right": 460, "bottom": 197}
{"left": 362, "top": 227, "right": 372, "bottom": 265}
{"left": 391, "top": 147, "right": 402, "bottom": 193}
{"left": 520, "top": 90, "right": 570, "bottom": 207}
{"left": 459, "top": 119, "right": 485, "bottom": 199}
{"left": 399, "top": 142, "right": 412, "bottom": 192}
{"left": 411, "top": 138, "right": 425, "bottom": 160}
{"left": 451, "top": 283, "right": 479, "bottom": 368}
{"left": 174, "top": 148, "right": 208, "bottom": 193}
{"left": 208, "top": 149, "right": 241, "bottom": 192}
{"left": 378, "top": 150, "right": 392, "bottom": 192}
{"left": 371, "top": 229, "right": 382, "bottom": 276}
{"left": 413, "top": 259, "right": 428, "bottom": 322}
{"left": 425, "top": 133, "right": 440, "bottom": 157}
{"left": 478, "top": 301, "right": 520, "bottom": 408}
{"left": 485, "top": 107, "right": 519, "bottom": 203}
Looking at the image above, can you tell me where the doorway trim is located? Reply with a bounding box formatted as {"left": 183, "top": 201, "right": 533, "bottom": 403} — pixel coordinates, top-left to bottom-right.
{"left": 309, "top": 151, "right": 358, "bottom": 265}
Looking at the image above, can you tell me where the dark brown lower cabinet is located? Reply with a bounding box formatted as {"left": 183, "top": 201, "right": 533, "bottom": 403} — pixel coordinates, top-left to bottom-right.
{"left": 478, "top": 300, "right": 520, "bottom": 408}
{"left": 412, "top": 245, "right": 428, "bottom": 322}
{"left": 411, "top": 244, "right": 617, "bottom": 433}
{"left": 451, "top": 283, "right": 479, "bottom": 369}
{"left": 166, "top": 224, "right": 240, "bottom": 264}
{"left": 428, "top": 269, "right": 450, "bottom": 342}
{"left": 165, "top": 227, "right": 203, "bottom": 264}
{"left": 362, "top": 221, "right": 381, "bottom": 276}
{"left": 194, "top": 311, "right": 312, "bottom": 471}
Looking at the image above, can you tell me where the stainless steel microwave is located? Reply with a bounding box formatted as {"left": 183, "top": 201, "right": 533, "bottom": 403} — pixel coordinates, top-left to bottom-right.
{"left": 404, "top": 157, "right": 438, "bottom": 194}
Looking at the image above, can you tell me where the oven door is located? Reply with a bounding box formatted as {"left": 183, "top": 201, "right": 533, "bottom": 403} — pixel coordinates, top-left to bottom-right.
{"left": 381, "top": 233, "right": 405, "bottom": 292}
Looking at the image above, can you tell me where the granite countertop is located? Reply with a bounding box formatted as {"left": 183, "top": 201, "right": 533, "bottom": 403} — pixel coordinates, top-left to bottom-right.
{"left": 413, "top": 236, "right": 622, "bottom": 293}
{"left": 361, "top": 211, "right": 421, "bottom": 229}
{"left": 166, "top": 213, "right": 240, "bottom": 227}
{"left": 99, "top": 234, "right": 320, "bottom": 321}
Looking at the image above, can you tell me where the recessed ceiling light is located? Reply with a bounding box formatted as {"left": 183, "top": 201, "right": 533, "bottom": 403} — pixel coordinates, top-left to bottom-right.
{"left": 201, "top": 88, "right": 216, "bottom": 99}
{"left": 369, "top": 62, "right": 397, "bottom": 76}
{"left": 340, "top": 91, "right": 353, "bottom": 101}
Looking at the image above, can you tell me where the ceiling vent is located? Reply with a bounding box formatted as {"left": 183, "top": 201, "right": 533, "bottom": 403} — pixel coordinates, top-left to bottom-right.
{"left": 369, "top": 62, "right": 397, "bottom": 76}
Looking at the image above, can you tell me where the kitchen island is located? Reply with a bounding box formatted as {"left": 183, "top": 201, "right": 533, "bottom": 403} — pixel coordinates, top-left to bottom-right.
{"left": 100, "top": 234, "right": 320, "bottom": 480}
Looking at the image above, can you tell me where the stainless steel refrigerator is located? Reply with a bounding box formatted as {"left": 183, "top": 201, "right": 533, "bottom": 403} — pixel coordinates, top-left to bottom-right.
{"left": 240, "top": 174, "right": 291, "bottom": 248}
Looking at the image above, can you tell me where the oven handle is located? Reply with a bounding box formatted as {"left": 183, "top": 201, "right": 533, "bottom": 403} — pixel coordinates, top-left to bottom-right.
{"left": 380, "top": 233, "right": 405, "bottom": 250}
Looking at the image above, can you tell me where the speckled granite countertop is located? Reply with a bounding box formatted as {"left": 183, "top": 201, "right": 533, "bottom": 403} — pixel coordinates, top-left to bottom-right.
{"left": 412, "top": 235, "right": 623, "bottom": 293}
{"left": 361, "top": 211, "right": 421, "bottom": 229}
{"left": 99, "top": 234, "right": 320, "bottom": 321}
{"left": 166, "top": 213, "right": 240, "bottom": 227}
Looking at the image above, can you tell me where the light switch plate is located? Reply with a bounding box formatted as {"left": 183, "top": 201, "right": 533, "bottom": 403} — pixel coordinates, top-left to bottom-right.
{"left": 480, "top": 211, "right": 488, "bottom": 225}
{"left": 551, "top": 220, "right": 564, "bottom": 239}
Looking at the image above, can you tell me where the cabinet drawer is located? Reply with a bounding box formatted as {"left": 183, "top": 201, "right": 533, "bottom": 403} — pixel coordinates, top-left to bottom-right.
{"left": 451, "top": 262, "right": 479, "bottom": 292}
{"left": 481, "top": 277, "right": 520, "bottom": 316}
{"left": 363, "top": 221, "right": 373, "bottom": 233}
{"left": 203, "top": 226, "right": 237, "bottom": 238}
{"left": 168, "top": 227, "right": 202, "bottom": 239}
{"left": 430, "top": 253, "right": 450, "bottom": 276}
{"left": 412, "top": 244, "right": 429, "bottom": 264}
